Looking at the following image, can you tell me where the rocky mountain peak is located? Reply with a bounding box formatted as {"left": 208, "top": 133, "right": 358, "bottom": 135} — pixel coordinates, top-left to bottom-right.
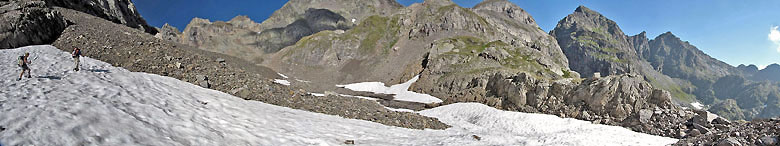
{"left": 472, "top": 0, "right": 536, "bottom": 26}
{"left": 656, "top": 31, "right": 681, "bottom": 40}
{"left": 154, "top": 23, "right": 181, "bottom": 42}
{"left": 228, "top": 15, "right": 251, "bottom": 23}
{"left": 764, "top": 63, "right": 780, "bottom": 71}
{"left": 556, "top": 5, "right": 626, "bottom": 40}
{"left": 551, "top": 5, "right": 639, "bottom": 78}
{"left": 473, "top": 0, "right": 510, "bottom": 8}
{"left": 423, "top": 0, "right": 456, "bottom": 6}
{"left": 189, "top": 17, "right": 212, "bottom": 25}
{"left": 651, "top": 31, "right": 694, "bottom": 51}
{"left": 227, "top": 15, "right": 261, "bottom": 31}
{"left": 259, "top": 0, "right": 402, "bottom": 30}
{"left": 737, "top": 64, "right": 760, "bottom": 74}
{"left": 574, "top": 5, "right": 600, "bottom": 16}
{"left": 635, "top": 31, "right": 647, "bottom": 39}
{"left": 630, "top": 31, "right": 650, "bottom": 59}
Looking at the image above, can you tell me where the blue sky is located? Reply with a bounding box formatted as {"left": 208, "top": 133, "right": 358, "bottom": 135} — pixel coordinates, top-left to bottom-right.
{"left": 134, "top": 0, "right": 780, "bottom": 68}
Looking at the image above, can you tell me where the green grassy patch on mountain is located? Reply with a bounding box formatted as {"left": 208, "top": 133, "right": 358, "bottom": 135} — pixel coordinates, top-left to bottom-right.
{"left": 589, "top": 52, "right": 627, "bottom": 63}
{"left": 575, "top": 35, "right": 620, "bottom": 54}
{"left": 434, "top": 36, "right": 552, "bottom": 79}
{"left": 286, "top": 15, "right": 401, "bottom": 58}
{"left": 352, "top": 15, "right": 400, "bottom": 54}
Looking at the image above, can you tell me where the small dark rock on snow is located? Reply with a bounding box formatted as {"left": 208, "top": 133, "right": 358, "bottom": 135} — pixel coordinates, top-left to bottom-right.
{"left": 344, "top": 140, "right": 355, "bottom": 145}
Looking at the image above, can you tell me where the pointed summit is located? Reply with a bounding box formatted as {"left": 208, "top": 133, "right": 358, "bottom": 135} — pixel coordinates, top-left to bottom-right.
{"left": 658, "top": 31, "right": 677, "bottom": 38}
{"left": 637, "top": 31, "right": 647, "bottom": 38}
{"left": 653, "top": 31, "right": 687, "bottom": 45}
{"left": 423, "top": 0, "right": 456, "bottom": 6}
{"left": 473, "top": 0, "right": 511, "bottom": 8}
{"left": 473, "top": 0, "right": 537, "bottom": 26}
{"left": 574, "top": 5, "right": 601, "bottom": 16}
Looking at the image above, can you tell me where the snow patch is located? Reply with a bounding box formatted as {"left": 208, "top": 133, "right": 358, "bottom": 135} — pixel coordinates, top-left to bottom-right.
{"left": 338, "top": 94, "right": 378, "bottom": 101}
{"left": 0, "top": 45, "right": 677, "bottom": 145}
{"left": 309, "top": 93, "right": 326, "bottom": 96}
{"left": 384, "top": 107, "right": 415, "bottom": 112}
{"left": 336, "top": 75, "right": 442, "bottom": 104}
{"left": 420, "top": 103, "right": 678, "bottom": 145}
{"left": 690, "top": 102, "right": 704, "bottom": 110}
{"left": 273, "top": 79, "right": 290, "bottom": 86}
{"left": 277, "top": 73, "right": 288, "bottom": 79}
{"left": 295, "top": 79, "right": 311, "bottom": 83}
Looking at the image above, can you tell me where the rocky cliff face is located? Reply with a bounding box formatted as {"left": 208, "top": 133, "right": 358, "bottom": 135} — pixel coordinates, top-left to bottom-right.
{"left": 179, "top": 8, "right": 352, "bottom": 63}
{"left": 259, "top": 0, "right": 402, "bottom": 30}
{"left": 267, "top": 0, "right": 573, "bottom": 91}
{"left": 0, "top": 0, "right": 156, "bottom": 49}
{"left": 178, "top": 0, "right": 401, "bottom": 63}
{"left": 43, "top": 0, "right": 157, "bottom": 34}
{"left": 178, "top": 17, "right": 267, "bottom": 62}
{"left": 0, "top": 0, "right": 67, "bottom": 49}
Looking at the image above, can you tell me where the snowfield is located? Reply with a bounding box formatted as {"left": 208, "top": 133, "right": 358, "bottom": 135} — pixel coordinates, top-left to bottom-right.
{"left": 0, "top": 45, "right": 677, "bottom": 145}
{"left": 337, "top": 75, "right": 443, "bottom": 104}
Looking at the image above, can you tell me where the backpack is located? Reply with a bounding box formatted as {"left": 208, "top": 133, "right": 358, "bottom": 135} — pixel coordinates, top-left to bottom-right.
{"left": 72, "top": 49, "right": 81, "bottom": 58}
{"left": 17, "top": 56, "right": 24, "bottom": 67}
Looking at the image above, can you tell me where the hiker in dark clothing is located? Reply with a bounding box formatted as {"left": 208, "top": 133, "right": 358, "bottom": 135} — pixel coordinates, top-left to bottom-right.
{"left": 72, "top": 47, "right": 81, "bottom": 71}
{"left": 18, "top": 52, "right": 31, "bottom": 81}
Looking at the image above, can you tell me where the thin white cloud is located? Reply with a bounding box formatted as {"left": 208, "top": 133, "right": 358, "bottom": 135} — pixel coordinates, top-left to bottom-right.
{"left": 769, "top": 26, "right": 780, "bottom": 52}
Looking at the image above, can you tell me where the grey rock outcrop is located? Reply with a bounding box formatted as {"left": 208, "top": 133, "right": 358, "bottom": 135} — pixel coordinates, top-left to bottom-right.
{"left": 259, "top": 0, "right": 402, "bottom": 30}
{"left": 181, "top": 3, "right": 380, "bottom": 63}
{"left": 43, "top": 0, "right": 157, "bottom": 34}
{"left": 0, "top": 0, "right": 67, "bottom": 49}
{"left": 154, "top": 23, "right": 181, "bottom": 42}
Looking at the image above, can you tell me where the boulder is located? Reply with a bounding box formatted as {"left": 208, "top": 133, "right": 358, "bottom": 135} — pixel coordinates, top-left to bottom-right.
{"left": 638, "top": 109, "right": 653, "bottom": 124}
{"left": 759, "top": 136, "right": 777, "bottom": 145}
{"left": 716, "top": 137, "right": 742, "bottom": 146}
{"left": 713, "top": 117, "right": 731, "bottom": 125}
{"left": 649, "top": 89, "right": 673, "bottom": 108}
{"left": 196, "top": 75, "right": 208, "bottom": 81}
{"left": 692, "top": 123, "right": 711, "bottom": 134}
{"left": 688, "top": 129, "right": 700, "bottom": 137}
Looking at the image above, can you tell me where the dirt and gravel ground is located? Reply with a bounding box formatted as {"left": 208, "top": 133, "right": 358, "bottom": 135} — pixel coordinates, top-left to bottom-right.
{"left": 675, "top": 118, "right": 780, "bottom": 146}
{"left": 49, "top": 7, "right": 449, "bottom": 130}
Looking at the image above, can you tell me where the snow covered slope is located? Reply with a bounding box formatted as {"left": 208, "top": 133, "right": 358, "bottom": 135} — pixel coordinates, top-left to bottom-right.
{"left": 0, "top": 45, "right": 677, "bottom": 145}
